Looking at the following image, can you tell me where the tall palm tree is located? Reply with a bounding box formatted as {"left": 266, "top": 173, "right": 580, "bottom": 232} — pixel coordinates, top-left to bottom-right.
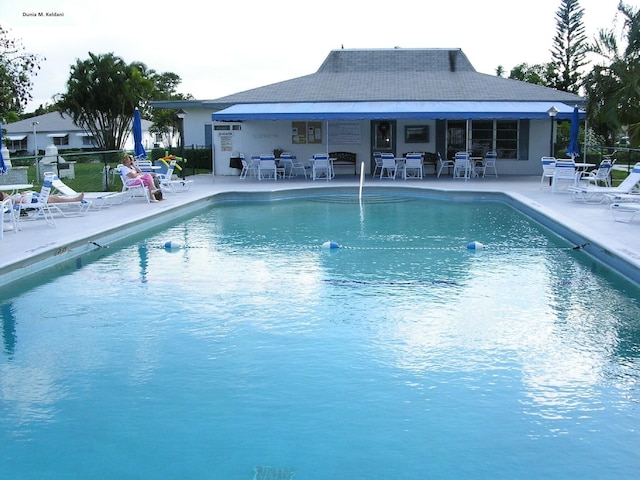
{"left": 584, "top": 2, "right": 640, "bottom": 146}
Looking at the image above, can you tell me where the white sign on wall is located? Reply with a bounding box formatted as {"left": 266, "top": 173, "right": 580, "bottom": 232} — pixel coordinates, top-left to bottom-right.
{"left": 328, "top": 121, "right": 361, "bottom": 144}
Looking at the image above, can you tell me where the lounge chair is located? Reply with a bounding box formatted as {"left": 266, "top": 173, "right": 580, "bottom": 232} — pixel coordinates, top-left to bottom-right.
{"left": 568, "top": 162, "right": 640, "bottom": 203}
{"left": 16, "top": 177, "right": 56, "bottom": 227}
{"left": 156, "top": 160, "right": 193, "bottom": 193}
{"left": 610, "top": 202, "right": 640, "bottom": 223}
{"left": 47, "top": 173, "right": 123, "bottom": 210}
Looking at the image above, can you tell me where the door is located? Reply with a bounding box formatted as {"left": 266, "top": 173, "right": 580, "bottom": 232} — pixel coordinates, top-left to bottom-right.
{"left": 370, "top": 120, "right": 396, "bottom": 173}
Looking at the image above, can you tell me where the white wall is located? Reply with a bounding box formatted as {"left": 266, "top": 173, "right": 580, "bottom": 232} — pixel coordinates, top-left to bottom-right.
{"left": 207, "top": 114, "right": 557, "bottom": 177}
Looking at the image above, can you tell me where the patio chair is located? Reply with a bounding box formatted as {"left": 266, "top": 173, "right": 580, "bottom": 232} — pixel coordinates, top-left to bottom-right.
{"left": 482, "top": 151, "right": 498, "bottom": 177}
{"left": 312, "top": 155, "right": 331, "bottom": 181}
{"left": 288, "top": 155, "right": 308, "bottom": 179}
{"left": 568, "top": 162, "right": 640, "bottom": 203}
{"left": 551, "top": 160, "right": 577, "bottom": 193}
{"left": 403, "top": 154, "right": 423, "bottom": 179}
{"left": 379, "top": 153, "right": 397, "bottom": 179}
{"left": 278, "top": 153, "right": 294, "bottom": 178}
{"left": 156, "top": 160, "right": 193, "bottom": 193}
{"left": 258, "top": 155, "right": 278, "bottom": 180}
{"left": 1, "top": 195, "right": 18, "bottom": 239}
{"left": 117, "top": 164, "right": 151, "bottom": 202}
{"left": 540, "top": 157, "right": 556, "bottom": 188}
{"left": 239, "top": 157, "right": 250, "bottom": 179}
{"left": 576, "top": 160, "right": 612, "bottom": 187}
{"left": 372, "top": 152, "right": 383, "bottom": 177}
{"left": 437, "top": 152, "right": 454, "bottom": 178}
{"left": 453, "top": 152, "right": 471, "bottom": 180}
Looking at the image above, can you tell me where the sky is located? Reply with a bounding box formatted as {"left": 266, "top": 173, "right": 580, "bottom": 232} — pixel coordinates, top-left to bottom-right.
{"left": 2, "top": 0, "right": 634, "bottom": 113}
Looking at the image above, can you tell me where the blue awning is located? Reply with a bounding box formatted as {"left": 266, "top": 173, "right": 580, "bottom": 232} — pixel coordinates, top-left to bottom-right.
{"left": 211, "top": 101, "right": 582, "bottom": 121}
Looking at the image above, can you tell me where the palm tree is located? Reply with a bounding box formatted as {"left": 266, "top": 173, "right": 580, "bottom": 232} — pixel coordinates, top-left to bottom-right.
{"left": 584, "top": 2, "right": 640, "bottom": 147}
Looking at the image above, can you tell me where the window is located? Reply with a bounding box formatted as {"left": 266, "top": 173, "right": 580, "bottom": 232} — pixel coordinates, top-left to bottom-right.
{"left": 446, "top": 121, "right": 466, "bottom": 160}
{"left": 53, "top": 134, "right": 69, "bottom": 146}
{"left": 495, "top": 121, "right": 518, "bottom": 159}
{"left": 82, "top": 135, "right": 96, "bottom": 146}
{"left": 447, "top": 120, "right": 521, "bottom": 160}
{"left": 7, "top": 137, "right": 27, "bottom": 152}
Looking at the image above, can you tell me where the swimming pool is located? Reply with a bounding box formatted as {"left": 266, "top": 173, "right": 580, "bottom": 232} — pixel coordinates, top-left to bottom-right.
{"left": 1, "top": 193, "right": 639, "bottom": 479}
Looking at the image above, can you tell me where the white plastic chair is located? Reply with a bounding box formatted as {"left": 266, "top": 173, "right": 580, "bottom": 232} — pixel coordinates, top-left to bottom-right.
{"left": 453, "top": 152, "right": 471, "bottom": 180}
{"left": 577, "top": 161, "right": 612, "bottom": 187}
{"left": 117, "top": 164, "right": 151, "bottom": 202}
{"left": 288, "top": 156, "right": 308, "bottom": 178}
{"left": 540, "top": 157, "right": 556, "bottom": 188}
{"left": 372, "top": 152, "right": 383, "bottom": 177}
{"left": 1, "top": 195, "right": 18, "bottom": 239}
{"left": 258, "top": 155, "right": 278, "bottom": 180}
{"left": 437, "top": 152, "right": 455, "bottom": 178}
{"left": 312, "top": 156, "right": 331, "bottom": 181}
{"left": 16, "top": 177, "right": 56, "bottom": 227}
{"left": 403, "top": 154, "right": 423, "bottom": 179}
{"left": 551, "top": 160, "right": 578, "bottom": 193}
{"left": 157, "top": 160, "right": 193, "bottom": 193}
{"left": 379, "top": 153, "right": 397, "bottom": 179}
{"left": 570, "top": 162, "right": 640, "bottom": 203}
{"left": 482, "top": 151, "right": 498, "bottom": 177}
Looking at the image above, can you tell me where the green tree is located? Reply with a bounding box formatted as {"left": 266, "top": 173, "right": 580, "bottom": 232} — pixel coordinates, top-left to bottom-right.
{"left": 57, "top": 52, "right": 155, "bottom": 150}
{"left": 0, "top": 25, "right": 45, "bottom": 119}
{"left": 550, "top": 0, "right": 588, "bottom": 93}
{"left": 508, "top": 62, "right": 557, "bottom": 86}
{"left": 584, "top": 2, "right": 640, "bottom": 146}
{"left": 148, "top": 71, "right": 193, "bottom": 148}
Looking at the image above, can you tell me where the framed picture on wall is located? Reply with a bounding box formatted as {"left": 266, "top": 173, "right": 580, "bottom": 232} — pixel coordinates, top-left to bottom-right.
{"left": 405, "top": 125, "right": 429, "bottom": 143}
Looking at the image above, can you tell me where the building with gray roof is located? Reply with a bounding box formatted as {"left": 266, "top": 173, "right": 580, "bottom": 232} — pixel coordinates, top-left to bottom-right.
{"left": 155, "top": 48, "right": 585, "bottom": 176}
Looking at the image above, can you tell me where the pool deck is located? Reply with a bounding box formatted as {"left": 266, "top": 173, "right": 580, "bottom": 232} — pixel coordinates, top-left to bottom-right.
{"left": 1, "top": 173, "right": 639, "bottom": 287}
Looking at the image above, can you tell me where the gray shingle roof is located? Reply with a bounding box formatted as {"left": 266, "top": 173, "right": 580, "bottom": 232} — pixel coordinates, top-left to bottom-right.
{"left": 203, "top": 48, "right": 582, "bottom": 107}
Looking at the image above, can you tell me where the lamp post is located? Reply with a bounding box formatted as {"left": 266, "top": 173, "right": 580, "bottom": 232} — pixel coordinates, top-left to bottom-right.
{"left": 30, "top": 121, "right": 39, "bottom": 182}
{"left": 175, "top": 108, "right": 187, "bottom": 180}
{"left": 547, "top": 106, "right": 558, "bottom": 157}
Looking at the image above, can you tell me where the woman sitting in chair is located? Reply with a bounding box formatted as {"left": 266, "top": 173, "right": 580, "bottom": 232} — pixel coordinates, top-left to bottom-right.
{"left": 1, "top": 191, "right": 85, "bottom": 204}
{"left": 119, "top": 154, "right": 161, "bottom": 202}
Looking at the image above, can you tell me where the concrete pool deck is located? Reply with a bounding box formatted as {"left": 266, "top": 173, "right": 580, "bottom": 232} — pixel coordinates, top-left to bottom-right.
{"left": 1, "top": 173, "right": 639, "bottom": 287}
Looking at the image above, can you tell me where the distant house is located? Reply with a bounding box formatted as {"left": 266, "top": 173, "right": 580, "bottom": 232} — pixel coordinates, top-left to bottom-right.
{"left": 151, "top": 48, "right": 585, "bottom": 176}
{"left": 3, "top": 111, "right": 154, "bottom": 155}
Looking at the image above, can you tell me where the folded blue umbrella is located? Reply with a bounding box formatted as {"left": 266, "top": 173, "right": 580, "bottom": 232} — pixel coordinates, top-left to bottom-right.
{"left": 133, "top": 108, "right": 146, "bottom": 159}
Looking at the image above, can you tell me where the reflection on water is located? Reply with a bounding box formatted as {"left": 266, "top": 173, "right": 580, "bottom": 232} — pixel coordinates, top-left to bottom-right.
{"left": 1, "top": 302, "right": 16, "bottom": 357}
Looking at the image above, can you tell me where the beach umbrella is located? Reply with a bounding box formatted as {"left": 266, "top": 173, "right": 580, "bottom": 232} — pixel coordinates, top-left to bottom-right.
{"left": 133, "top": 107, "right": 146, "bottom": 159}
{"left": 0, "top": 122, "right": 6, "bottom": 174}
{"left": 567, "top": 105, "right": 580, "bottom": 160}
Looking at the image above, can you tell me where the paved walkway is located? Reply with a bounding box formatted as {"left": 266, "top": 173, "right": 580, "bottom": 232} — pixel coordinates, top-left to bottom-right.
{"left": 1, "top": 173, "right": 639, "bottom": 287}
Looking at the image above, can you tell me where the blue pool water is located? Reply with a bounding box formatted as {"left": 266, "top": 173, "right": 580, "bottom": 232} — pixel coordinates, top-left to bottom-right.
{"left": 1, "top": 194, "right": 640, "bottom": 479}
